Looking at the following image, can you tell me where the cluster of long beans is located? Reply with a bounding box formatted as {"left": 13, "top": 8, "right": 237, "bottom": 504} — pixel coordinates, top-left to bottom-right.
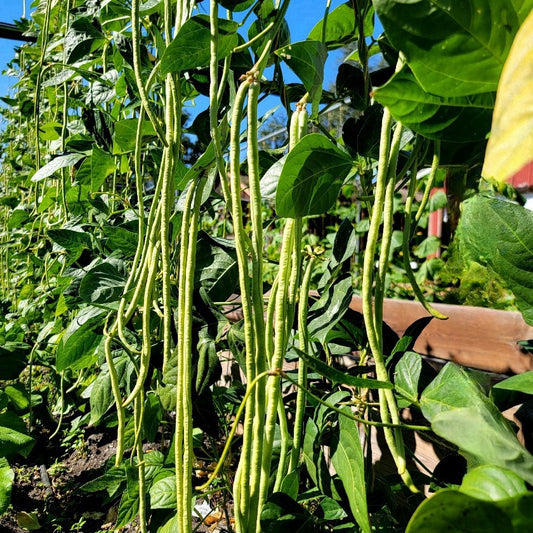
{"left": 100, "top": 1, "right": 201, "bottom": 531}
{"left": 361, "top": 59, "right": 445, "bottom": 492}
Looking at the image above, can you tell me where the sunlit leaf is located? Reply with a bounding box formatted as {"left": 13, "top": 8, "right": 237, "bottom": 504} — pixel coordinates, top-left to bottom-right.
{"left": 161, "top": 15, "right": 239, "bottom": 74}
{"left": 374, "top": 0, "right": 532, "bottom": 97}
{"left": 275, "top": 41, "right": 328, "bottom": 116}
{"left": 460, "top": 195, "right": 533, "bottom": 325}
{"left": 276, "top": 134, "right": 353, "bottom": 217}
{"left": 373, "top": 69, "right": 495, "bottom": 141}
{"left": 482, "top": 10, "right": 533, "bottom": 183}
{"left": 0, "top": 458, "right": 14, "bottom": 515}
{"left": 331, "top": 408, "right": 371, "bottom": 533}
{"left": 31, "top": 153, "right": 86, "bottom": 183}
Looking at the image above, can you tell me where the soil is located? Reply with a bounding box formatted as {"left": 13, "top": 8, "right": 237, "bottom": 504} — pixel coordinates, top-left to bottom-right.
{"left": 0, "top": 425, "right": 232, "bottom": 532}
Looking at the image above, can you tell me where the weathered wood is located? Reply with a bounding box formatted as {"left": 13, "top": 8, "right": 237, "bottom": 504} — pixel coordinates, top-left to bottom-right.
{"left": 349, "top": 296, "right": 533, "bottom": 374}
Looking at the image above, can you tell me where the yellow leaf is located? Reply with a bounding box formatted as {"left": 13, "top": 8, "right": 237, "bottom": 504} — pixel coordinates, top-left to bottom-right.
{"left": 482, "top": 10, "right": 533, "bottom": 183}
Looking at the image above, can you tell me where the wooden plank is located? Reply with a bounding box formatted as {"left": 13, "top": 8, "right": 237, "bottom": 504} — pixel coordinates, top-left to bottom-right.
{"left": 349, "top": 296, "right": 533, "bottom": 374}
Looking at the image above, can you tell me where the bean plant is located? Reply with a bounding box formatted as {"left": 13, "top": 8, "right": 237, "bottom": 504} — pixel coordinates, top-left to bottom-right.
{"left": 1, "top": 1, "right": 533, "bottom": 532}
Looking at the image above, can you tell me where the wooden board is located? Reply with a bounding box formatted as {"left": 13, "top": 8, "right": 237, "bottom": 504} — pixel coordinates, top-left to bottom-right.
{"left": 349, "top": 296, "right": 533, "bottom": 374}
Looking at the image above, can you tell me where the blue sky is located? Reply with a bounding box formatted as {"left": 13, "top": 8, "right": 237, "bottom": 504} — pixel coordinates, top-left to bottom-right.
{"left": 0, "top": 0, "right": 359, "bottom": 99}
{"left": 0, "top": 1, "right": 31, "bottom": 98}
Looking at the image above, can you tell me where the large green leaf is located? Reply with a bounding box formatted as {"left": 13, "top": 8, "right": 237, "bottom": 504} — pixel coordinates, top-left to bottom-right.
{"left": 65, "top": 17, "right": 106, "bottom": 64}
{"left": 432, "top": 407, "right": 533, "bottom": 485}
{"left": 483, "top": 10, "right": 533, "bottom": 182}
{"left": 89, "top": 356, "right": 131, "bottom": 425}
{"left": 102, "top": 225, "right": 139, "bottom": 257}
{"left": 275, "top": 41, "right": 328, "bottom": 116}
{"left": 276, "top": 134, "right": 353, "bottom": 217}
{"left": 460, "top": 466, "right": 528, "bottom": 501}
{"left": 7, "top": 209, "right": 30, "bottom": 229}
{"left": 374, "top": 0, "right": 532, "bottom": 97}
{"left": 114, "top": 119, "right": 157, "bottom": 153}
{"left": 91, "top": 146, "right": 116, "bottom": 189}
{"left": 406, "top": 490, "right": 511, "bottom": 533}
{"left": 79, "top": 261, "right": 126, "bottom": 305}
{"left": 373, "top": 70, "right": 495, "bottom": 141}
{"left": 56, "top": 307, "right": 105, "bottom": 372}
{"left": 0, "top": 412, "right": 35, "bottom": 458}
{"left": 31, "top": 153, "right": 86, "bottom": 183}
{"left": 160, "top": 15, "right": 239, "bottom": 74}
{"left": 331, "top": 408, "right": 370, "bottom": 533}
{"left": 56, "top": 326, "right": 102, "bottom": 372}
{"left": 149, "top": 473, "right": 176, "bottom": 509}
{"left": 459, "top": 195, "right": 533, "bottom": 325}
{"left": 420, "top": 362, "right": 489, "bottom": 422}
{"left": 0, "top": 457, "right": 14, "bottom": 515}
{"left": 48, "top": 228, "right": 92, "bottom": 253}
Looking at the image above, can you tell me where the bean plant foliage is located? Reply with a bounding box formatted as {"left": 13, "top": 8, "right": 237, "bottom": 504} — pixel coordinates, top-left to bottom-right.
{"left": 0, "top": 0, "right": 532, "bottom": 532}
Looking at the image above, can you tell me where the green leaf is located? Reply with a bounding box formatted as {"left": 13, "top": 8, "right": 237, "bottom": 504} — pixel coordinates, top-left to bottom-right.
{"left": 65, "top": 17, "right": 106, "bottom": 64}
{"left": 276, "top": 134, "right": 353, "bottom": 218}
{"left": 494, "top": 371, "right": 533, "bottom": 396}
{"left": 114, "top": 118, "right": 157, "bottom": 153}
{"left": 56, "top": 307, "right": 105, "bottom": 372}
{"left": 460, "top": 466, "right": 528, "bottom": 501}
{"left": 81, "top": 466, "right": 127, "bottom": 498}
{"left": 483, "top": 11, "right": 533, "bottom": 182}
{"left": 320, "top": 496, "right": 348, "bottom": 521}
{"left": 498, "top": 493, "right": 533, "bottom": 530}
{"left": 420, "top": 363, "right": 488, "bottom": 422}
{"left": 406, "top": 489, "right": 512, "bottom": 533}
{"left": 390, "top": 317, "right": 433, "bottom": 358}
{"left": 414, "top": 235, "right": 441, "bottom": 258}
{"left": 4, "top": 384, "right": 30, "bottom": 413}
{"left": 143, "top": 394, "right": 163, "bottom": 442}
{"left": 374, "top": 0, "right": 532, "bottom": 97}
{"left": 331, "top": 218, "right": 358, "bottom": 268}
{"left": 307, "top": 276, "right": 353, "bottom": 342}
{"left": 139, "top": 0, "right": 163, "bottom": 14}
{"left": 297, "top": 349, "right": 393, "bottom": 390}
{"left": 308, "top": 2, "right": 374, "bottom": 49}
{"left": 275, "top": 41, "right": 328, "bottom": 116}
{"left": 491, "top": 372, "right": 533, "bottom": 409}
{"left": 0, "top": 412, "right": 35, "bottom": 458}
{"left": 260, "top": 492, "right": 317, "bottom": 532}
{"left": 459, "top": 195, "right": 533, "bottom": 325}
{"left": 31, "top": 153, "right": 86, "bottom": 183}
{"left": 91, "top": 145, "right": 116, "bottom": 190}
{"left": 330, "top": 408, "right": 370, "bottom": 533}
{"left": 116, "top": 479, "right": 140, "bottom": 528}
{"left": 149, "top": 474, "right": 176, "bottom": 509}
{"left": 48, "top": 228, "right": 92, "bottom": 253}
{"left": 56, "top": 326, "right": 102, "bottom": 372}
{"left": 394, "top": 351, "right": 422, "bottom": 407}
{"left": 0, "top": 458, "right": 14, "bottom": 515}
{"left": 260, "top": 154, "right": 287, "bottom": 200}
{"left": 433, "top": 407, "right": 533, "bottom": 485}
{"left": 373, "top": 70, "right": 495, "bottom": 141}
{"left": 102, "top": 226, "right": 139, "bottom": 257}
{"left": 161, "top": 15, "right": 239, "bottom": 74}
{"left": 89, "top": 356, "right": 131, "bottom": 425}
{"left": 79, "top": 261, "right": 126, "bottom": 305}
